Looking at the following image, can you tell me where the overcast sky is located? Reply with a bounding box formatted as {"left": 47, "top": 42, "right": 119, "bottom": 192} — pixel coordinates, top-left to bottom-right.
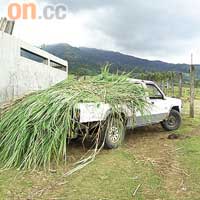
{"left": 1, "top": 0, "right": 200, "bottom": 64}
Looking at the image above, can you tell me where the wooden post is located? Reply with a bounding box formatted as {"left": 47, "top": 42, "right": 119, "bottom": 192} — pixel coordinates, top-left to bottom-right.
{"left": 190, "top": 55, "right": 195, "bottom": 118}
{"left": 171, "top": 73, "right": 175, "bottom": 97}
{"left": 161, "top": 80, "right": 164, "bottom": 91}
{"left": 179, "top": 73, "right": 183, "bottom": 98}
{"left": 166, "top": 80, "right": 169, "bottom": 95}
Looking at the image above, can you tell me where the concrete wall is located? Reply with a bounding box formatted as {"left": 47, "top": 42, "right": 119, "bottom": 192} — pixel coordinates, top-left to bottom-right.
{"left": 0, "top": 31, "right": 68, "bottom": 103}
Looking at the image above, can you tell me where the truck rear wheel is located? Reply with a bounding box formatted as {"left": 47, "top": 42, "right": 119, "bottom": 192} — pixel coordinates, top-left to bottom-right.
{"left": 103, "top": 117, "right": 126, "bottom": 149}
{"left": 161, "top": 110, "right": 181, "bottom": 131}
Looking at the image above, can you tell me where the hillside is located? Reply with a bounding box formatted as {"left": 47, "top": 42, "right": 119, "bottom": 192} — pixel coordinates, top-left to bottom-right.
{"left": 42, "top": 43, "right": 194, "bottom": 76}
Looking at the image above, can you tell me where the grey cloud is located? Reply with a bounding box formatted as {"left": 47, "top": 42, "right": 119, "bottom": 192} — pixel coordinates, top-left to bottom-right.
{"left": 45, "top": 0, "right": 200, "bottom": 60}
{"left": 45, "top": 0, "right": 119, "bottom": 12}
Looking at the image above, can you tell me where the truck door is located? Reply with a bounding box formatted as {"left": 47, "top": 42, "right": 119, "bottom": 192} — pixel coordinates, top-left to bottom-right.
{"left": 135, "top": 83, "right": 169, "bottom": 127}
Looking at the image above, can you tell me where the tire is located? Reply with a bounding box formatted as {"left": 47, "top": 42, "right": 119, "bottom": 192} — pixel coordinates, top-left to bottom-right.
{"left": 103, "top": 117, "right": 126, "bottom": 149}
{"left": 161, "top": 110, "right": 182, "bottom": 131}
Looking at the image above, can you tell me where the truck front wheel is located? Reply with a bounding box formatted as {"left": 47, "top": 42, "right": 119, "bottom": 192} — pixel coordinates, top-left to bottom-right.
{"left": 161, "top": 110, "right": 182, "bottom": 131}
{"left": 103, "top": 117, "right": 126, "bottom": 149}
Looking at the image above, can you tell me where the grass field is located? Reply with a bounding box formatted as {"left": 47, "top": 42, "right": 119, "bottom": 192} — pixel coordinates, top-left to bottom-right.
{"left": 0, "top": 96, "right": 200, "bottom": 199}
{"left": 162, "top": 85, "right": 200, "bottom": 100}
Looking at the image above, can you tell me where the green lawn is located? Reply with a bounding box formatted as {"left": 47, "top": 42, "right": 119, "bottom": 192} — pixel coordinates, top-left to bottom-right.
{"left": 176, "top": 123, "right": 200, "bottom": 200}
{"left": 0, "top": 103, "right": 200, "bottom": 199}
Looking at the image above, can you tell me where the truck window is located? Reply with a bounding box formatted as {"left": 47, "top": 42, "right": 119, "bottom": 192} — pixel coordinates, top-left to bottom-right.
{"left": 146, "top": 84, "right": 163, "bottom": 99}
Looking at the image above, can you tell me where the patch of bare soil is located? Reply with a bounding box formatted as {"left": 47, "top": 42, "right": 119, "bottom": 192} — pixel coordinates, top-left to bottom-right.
{"left": 125, "top": 125, "right": 190, "bottom": 199}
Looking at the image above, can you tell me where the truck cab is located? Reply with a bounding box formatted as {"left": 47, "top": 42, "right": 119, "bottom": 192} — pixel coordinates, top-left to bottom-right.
{"left": 128, "top": 79, "right": 182, "bottom": 129}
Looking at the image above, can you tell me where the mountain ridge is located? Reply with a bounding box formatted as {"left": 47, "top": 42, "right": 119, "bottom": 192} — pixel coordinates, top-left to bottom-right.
{"left": 41, "top": 43, "right": 199, "bottom": 76}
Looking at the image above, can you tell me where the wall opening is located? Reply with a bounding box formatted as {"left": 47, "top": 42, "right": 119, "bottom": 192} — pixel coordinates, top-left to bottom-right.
{"left": 20, "top": 48, "right": 48, "bottom": 64}
{"left": 50, "top": 60, "right": 66, "bottom": 71}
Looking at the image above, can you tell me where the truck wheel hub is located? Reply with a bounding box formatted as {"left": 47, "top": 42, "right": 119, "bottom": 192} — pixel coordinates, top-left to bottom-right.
{"left": 168, "top": 115, "right": 176, "bottom": 126}
{"left": 108, "top": 127, "right": 120, "bottom": 143}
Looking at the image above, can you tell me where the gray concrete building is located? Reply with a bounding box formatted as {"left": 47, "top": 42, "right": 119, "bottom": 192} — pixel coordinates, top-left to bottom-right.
{"left": 0, "top": 31, "right": 68, "bottom": 103}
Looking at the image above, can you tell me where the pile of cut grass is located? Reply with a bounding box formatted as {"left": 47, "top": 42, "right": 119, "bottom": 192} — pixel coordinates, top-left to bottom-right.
{"left": 0, "top": 68, "right": 148, "bottom": 170}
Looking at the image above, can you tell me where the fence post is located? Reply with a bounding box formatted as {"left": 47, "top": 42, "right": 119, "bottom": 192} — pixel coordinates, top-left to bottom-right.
{"left": 190, "top": 64, "right": 195, "bottom": 118}
{"left": 166, "top": 80, "right": 169, "bottom": 95}
{"left": 161, "top": 80, "right": 164, "bottom": 91}
{"left": 171, "top": 73, "right": 175, "bottom": 97}
{"left": 179, "top": 73, "right": 183, "bottom": 98}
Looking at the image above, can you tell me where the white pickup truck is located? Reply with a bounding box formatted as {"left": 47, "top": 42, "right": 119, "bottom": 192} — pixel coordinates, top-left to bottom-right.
{"left": 76, "top": 79, "right": 182, "bottom": 149}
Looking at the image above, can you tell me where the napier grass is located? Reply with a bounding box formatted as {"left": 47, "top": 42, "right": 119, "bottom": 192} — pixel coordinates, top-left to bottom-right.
{"left": 0, "top": 69, "right": 148, "bottom": 170}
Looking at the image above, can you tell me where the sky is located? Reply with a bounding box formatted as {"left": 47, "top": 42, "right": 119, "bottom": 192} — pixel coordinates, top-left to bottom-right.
{"left": 1, "top": 0, "right": 200, "bottom": 64}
